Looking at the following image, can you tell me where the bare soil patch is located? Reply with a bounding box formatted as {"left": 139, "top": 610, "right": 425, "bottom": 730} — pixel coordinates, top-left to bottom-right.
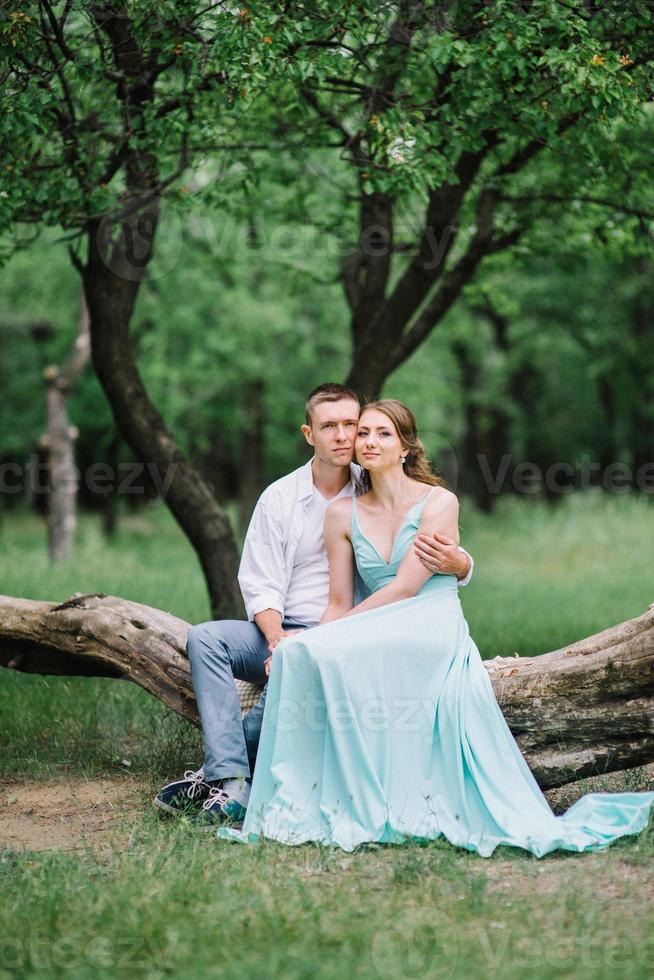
{"left": 0, "top": 776, "right": 145, "bottom": 854}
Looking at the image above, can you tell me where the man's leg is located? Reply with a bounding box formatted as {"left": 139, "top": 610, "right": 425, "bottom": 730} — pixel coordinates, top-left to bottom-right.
{"left": 187, "top": 619, "right": 268, "bottom": 782}
{"left": 242, "top": 687, "right": 267, "bottom": 776}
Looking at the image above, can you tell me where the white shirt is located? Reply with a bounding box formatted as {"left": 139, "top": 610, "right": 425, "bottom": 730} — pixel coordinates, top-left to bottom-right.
{"left": 238, "top": 457, "right": 474, "bottom": 624}
{"left": 284, "top": 482, "right": 354, "bottom": 625}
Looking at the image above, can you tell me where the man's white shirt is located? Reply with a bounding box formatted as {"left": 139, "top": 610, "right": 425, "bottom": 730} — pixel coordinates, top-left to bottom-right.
{"left": 238, "top": 457, "right": 474, "bottom": 626}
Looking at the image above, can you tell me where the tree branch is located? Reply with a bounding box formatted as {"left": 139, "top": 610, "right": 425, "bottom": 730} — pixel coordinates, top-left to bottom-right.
{"left": 499, "top": 192, "right": 654, "bottom": 222}
{"left": 387, "top": 190, "right": 522, "bottom": 371}
{"left": 1, "top": 593, "right": 652, "bottom": 790}
{"left": 40, "top": 0, "right": 76, "bottom": 63}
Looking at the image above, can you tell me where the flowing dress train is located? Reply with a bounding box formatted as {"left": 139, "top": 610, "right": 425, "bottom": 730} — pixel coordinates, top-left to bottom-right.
{"left": 218, "top": 489, "right": 654, "bottom": 855}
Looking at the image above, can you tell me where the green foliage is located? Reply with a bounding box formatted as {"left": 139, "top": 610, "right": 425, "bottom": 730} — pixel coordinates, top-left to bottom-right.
{"left": 2, "top": 1, "right": 653, "bottom": 230}
{"left": 2, "top": 215, "right": 653, "bottom": 490}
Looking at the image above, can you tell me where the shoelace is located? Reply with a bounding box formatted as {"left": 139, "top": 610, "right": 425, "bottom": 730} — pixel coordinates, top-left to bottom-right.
{"left": 182, "top": 769, "right": 207, "bottom": 799}
{"left": 202, "top": 786, "right": 230, "bottom": 811}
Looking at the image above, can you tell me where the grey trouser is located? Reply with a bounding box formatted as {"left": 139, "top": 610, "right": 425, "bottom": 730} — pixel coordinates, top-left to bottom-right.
{"left": 187, "top": 617, "right": 308, "bottom": 782}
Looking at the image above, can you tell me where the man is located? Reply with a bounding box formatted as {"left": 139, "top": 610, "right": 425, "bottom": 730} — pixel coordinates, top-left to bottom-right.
{"left": 154, "top": 383, "right": 473, "bottom": 822}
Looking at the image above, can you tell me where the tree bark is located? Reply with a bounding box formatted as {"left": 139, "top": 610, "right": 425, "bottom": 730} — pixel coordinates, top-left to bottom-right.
{"left": 630, "top": 257, "right": 653, "bottom": 476}
{"left": 1, "top": 593, "right": 652, "bottom": 791}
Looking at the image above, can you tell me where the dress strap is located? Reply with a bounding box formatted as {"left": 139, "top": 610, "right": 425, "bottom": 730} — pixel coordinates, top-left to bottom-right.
{"left": 411, "top": 485, "right": 440, "bottom": 517}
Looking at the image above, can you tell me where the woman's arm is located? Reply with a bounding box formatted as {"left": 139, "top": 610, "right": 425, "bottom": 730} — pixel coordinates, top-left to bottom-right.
{"left": 343, "top": 490, "right": 460, "bottom": 619}
{"left": 319, "top": 500, "right": 356, "bottom": 624}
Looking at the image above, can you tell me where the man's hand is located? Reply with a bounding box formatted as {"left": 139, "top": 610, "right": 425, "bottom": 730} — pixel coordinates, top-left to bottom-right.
{"left": 254, "top": 610, "right": 300, "bottom": 655}
{"left": 267, "top": 628, "right": 303, "bottom": 655}
{"left": 264, "top": 630, "right": 304, "bottom": 675}
{"left": 414, "top": 532, "right": 471, "bottom": 580}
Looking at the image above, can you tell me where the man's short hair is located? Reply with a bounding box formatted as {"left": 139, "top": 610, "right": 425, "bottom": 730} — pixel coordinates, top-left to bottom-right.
{"left": 305, "top": 383, "right": 360, "bottom": 424}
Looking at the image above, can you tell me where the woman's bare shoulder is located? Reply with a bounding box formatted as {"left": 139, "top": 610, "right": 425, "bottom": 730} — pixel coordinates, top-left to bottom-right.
{"left": 324, "top": 496, "right": 353, "bottom": 539}
{"left": 424, "top": 485, "right": 459, "bottom": 516}
{"left": 325, "top": 495, "right": 354, "bottom": 520}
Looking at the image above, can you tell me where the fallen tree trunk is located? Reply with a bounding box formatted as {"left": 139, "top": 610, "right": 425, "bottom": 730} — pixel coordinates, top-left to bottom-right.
{"left": 1, "top": 593, "right": 652, "bottom": 790}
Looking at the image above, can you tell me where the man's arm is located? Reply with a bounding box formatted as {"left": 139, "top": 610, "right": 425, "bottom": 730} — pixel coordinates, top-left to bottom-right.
{"left": 238, "top": 491, "right": 288, "bottom": 627}
{"left": 255, "top": 609, "right": 285, "bottom": 651}
{"left": 414, "top": 533, "right": 474, "bottom": 585}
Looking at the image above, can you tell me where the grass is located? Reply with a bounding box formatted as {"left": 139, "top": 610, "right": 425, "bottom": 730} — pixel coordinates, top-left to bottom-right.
{"left": 1, "top": 814, "right": 653, "bottom": 979}
{"left": 1, "top": 493, "right": 653, "bottom": 979}
{"left": 460, "top": 491, "right": 654, "bottom": 659}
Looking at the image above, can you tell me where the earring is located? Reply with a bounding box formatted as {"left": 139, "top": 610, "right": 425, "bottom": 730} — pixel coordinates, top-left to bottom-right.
{"left": 401, "top": 456, "right": 407, "bottom": 465}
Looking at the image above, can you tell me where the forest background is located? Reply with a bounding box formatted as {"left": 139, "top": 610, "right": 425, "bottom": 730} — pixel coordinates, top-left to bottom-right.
{"left": 1, "top": 0, "right": 653, "bottom": 621}
{"left": 1, "top": 5, "right": 654, "bottom": 978}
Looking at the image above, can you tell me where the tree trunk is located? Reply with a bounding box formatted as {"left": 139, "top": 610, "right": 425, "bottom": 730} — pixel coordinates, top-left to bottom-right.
{"left": 43, "top": 290, "right": 91, "bottom": 562}
{"left": 204, "top": 426, "right": 231, "bottom": 504}
{"left": 80, "top": 217, "right": 244, "bottom": 620}
{"left": 1, "top": 592, "right": 652, "bottom": 791}
{"left": 631, "top": 257, "right": 653, "bottom": 476}
{"left": 451, "top": 338, "right": 510, "bottom": 512}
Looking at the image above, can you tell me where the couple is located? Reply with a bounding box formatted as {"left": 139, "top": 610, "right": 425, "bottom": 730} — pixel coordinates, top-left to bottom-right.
{"left": 156, "top": 384, "right": 654, "bottom": 856}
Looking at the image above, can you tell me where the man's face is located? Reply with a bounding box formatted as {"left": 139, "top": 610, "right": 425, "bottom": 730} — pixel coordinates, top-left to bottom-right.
{"left": 302, "top": 398, "right": 360, "bottom": 467}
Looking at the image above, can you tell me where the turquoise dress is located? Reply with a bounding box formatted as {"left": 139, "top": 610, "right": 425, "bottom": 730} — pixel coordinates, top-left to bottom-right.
{"left": 219, "top": 489, "right": 654, "bottom": 855}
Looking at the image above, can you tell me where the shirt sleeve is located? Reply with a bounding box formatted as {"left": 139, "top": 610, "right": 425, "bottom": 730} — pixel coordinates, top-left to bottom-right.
{"left": 456, "top": 547, "right": 474, "bottom": 588}
{"left": 238, "top": 491, "right": 288, "bottom": 621}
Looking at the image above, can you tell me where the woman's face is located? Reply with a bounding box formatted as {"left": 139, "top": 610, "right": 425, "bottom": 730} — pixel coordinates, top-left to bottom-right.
{"left": 355, "top": 409, "right": 405, "bottom": 471}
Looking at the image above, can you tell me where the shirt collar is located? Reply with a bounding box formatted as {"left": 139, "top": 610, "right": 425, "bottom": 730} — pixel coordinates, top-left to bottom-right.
{"left": 297, "top": 457, "right": 361, "bottom": 501}
{"left": 297, "top": 457, "right": 316, "bottom": 501}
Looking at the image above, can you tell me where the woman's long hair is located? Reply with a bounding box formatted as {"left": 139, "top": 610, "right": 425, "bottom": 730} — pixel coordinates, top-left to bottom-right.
{"left": 357, "top": 399, "right": 443, "bottom": 490}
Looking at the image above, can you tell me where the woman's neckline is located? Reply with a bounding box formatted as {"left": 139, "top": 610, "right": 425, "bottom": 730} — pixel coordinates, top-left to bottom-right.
{"left": 354, "top": 486, "right": 436, "bottom": 566}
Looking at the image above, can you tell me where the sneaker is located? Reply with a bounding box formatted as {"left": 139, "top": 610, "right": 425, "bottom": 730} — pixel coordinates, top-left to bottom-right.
{"left": 196, "top": 782, "right": 248, "bottom": 825}
{"left": 153, "top": 768, "right": 211, "bottom": 815}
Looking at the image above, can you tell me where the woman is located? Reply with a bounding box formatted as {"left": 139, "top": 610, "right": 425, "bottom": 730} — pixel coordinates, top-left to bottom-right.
{"left": 219, "top": 400, "right": 654, "bottom": 855}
